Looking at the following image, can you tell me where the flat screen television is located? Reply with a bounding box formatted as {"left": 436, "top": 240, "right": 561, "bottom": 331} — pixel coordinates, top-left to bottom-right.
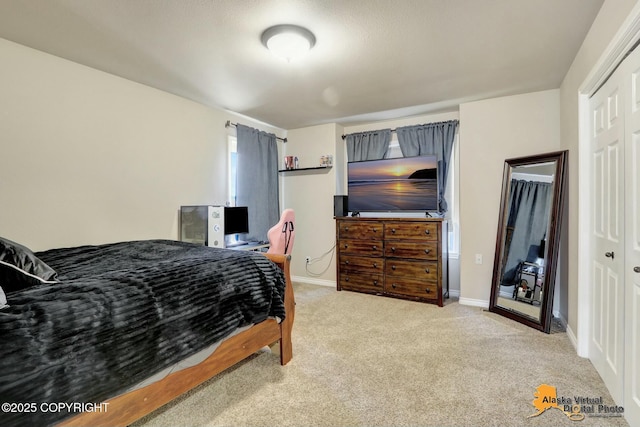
{"left": 347, "top": 155, "right": 439, "bottom": 213}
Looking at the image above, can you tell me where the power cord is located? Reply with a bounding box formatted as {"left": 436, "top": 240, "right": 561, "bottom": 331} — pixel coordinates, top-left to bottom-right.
{"left": 305, "top": 244, "right": 336, "bottom": 277}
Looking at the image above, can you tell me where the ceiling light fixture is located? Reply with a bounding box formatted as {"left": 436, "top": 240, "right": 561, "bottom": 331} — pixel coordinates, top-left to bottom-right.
{"left": 261, "top": 24, "right": 316, "bottom": 62}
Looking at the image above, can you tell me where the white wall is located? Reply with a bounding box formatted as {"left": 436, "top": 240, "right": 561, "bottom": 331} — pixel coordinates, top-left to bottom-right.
{"left": 458, "top": 89, "right": 561, "bottom": 306}
{"left": 281, "top": 123, "right": 342, "bottom": 284}
{"left": 559, "top": 0, "right": 638, "bottom": 344}
{"left": 0, "top": 38, "right": 284, "bottom": 251}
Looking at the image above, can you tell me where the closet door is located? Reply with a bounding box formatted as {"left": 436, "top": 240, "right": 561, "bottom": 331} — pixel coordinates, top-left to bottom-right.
{"left": 589, "top": 65, "right": 625, "bottom": 403}
{"left": 624, "top": 50, "right": 640, "bottom": 424}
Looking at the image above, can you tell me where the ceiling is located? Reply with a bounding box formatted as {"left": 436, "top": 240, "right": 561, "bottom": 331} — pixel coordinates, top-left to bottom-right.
{"left": 0, "top": 0, "right": 604, "bottom": 130}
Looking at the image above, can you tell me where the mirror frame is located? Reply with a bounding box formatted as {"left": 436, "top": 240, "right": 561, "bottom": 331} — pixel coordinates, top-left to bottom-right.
{"left": 489, "top": 150, "right": 568, "bottom": 333}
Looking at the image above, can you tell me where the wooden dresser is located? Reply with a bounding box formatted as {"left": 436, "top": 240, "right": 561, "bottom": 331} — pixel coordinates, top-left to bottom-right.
{"left": 336, "top": 217, "right": 448, "bottom": 306}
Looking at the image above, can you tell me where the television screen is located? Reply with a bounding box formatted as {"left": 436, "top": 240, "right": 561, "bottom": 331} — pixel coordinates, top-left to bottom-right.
{"left": 347, "top": 155, "right": 438, "bottom": 212}
{"left": 224, "top": 206, "right": 249, "bottom": 235}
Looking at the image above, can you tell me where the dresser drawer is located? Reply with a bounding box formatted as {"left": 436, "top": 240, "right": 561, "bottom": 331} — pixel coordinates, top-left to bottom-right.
{"left": 384, "top": 222, "right": 438, "bottom": 240}
{"left": 340, "top": 255, "right": 384, "bottom": 273}
{"left": 385, "top": 278, "right": 438, "bottom": 300}
{"left": 385, "top": 240, "right": 438, "bottom": 260}
{"left": 339, "top": 239, "right": 383, "bottom": 256}
{"left": 340, "top": 272, "right": 383, "bottom": 293}
{"left": 385, "top": 260, "right": 438, "bottom": 281}
{"left": 338, "top": 221, "right": 383, "bottom": 240}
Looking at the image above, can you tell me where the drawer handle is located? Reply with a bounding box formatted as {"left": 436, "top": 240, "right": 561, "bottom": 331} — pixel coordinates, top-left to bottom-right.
{"left": 425, "top": 229, "right": 430, "bottom": 235}
{"left": 392, "top": 283, "right": 397, "bottom": 289}
{"left": 425, "top": 288, "right": 431, "bottom": 293}
{"left": 345, "top": 277, "right": 349, "bottom": 282}
{"left": 372, "top": 245, "right": 377, "bottom": 250}
{"left": 344, "top": 244, "right": 348, "bottom": 249}
{"left": 391, "top": 247, "right": 396, "bottom": 252}
{"left": 391, "top": 265, "right": 396, "bottom": 270}
{"left": 373, "top": 280, "right": 378, "bottom": 286}
{"left": 345, "top": 260, "right": 350, "bottom": 265}
{"left": 425, "top": 268, "right": 430, "bottom": 274}
{"left": 373, "top": 262, "right": 378, "bottom": 268}
{"left": 391, "top": 228, "right": 396, "bottom": 233}
{"left": 372, "top": 228, "right": 377, "bottom": 233}
{"left": 345, "top": 226, "right": 349, "bottom": 231}
{"left": 424, "top": 249, "right": 431, "bottom": 254}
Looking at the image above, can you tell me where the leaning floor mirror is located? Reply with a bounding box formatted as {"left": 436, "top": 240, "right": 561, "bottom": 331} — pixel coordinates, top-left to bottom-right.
{"left": 489, "top": 150, "right": 568, "bottom": 333}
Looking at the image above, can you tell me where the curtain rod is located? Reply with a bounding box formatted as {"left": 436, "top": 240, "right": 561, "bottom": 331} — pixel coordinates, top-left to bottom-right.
{"left": 225, "top": 120, "right": 287, "bottom": 143}
{"left": 341, "top": 128, "right": 397, "bottom": 140}
{"left": 341, "top": 119, "right": 459, "bottom": 140}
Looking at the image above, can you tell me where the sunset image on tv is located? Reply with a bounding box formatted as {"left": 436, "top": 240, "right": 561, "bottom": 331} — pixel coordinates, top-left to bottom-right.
{"left": 347, "top": 156, "right": 438, "bottom": 212}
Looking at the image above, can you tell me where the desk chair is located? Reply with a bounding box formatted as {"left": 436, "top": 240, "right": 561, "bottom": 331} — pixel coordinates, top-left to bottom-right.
{"left": 267, "top": 209, "right": 295, "bottom": 255}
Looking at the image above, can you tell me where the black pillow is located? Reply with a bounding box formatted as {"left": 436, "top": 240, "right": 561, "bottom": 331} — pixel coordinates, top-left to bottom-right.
{"left": 0, "top": 236, "right": 58, "bottom": 294}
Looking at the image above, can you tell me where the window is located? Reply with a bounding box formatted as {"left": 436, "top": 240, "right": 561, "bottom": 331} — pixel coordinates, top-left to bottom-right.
{"left": 228, "top": 135, "right": 237, "bottom": 207}
{"left": 386, "top": 138, "right": 403, "bottom": 159}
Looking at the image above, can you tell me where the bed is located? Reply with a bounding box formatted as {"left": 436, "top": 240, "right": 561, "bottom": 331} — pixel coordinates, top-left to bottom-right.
{"left": 0, "top": 237, "right": 295, "bottom": 427}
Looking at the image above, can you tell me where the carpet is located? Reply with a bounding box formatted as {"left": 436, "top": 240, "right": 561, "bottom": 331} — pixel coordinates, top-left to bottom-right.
{"left": 134, "top": 283, "right": 629, "bottom": 427}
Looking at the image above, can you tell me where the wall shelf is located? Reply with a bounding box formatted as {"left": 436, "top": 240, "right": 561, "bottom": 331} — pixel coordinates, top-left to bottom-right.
{"left": 278, "top": 166, "right": 332, "bottom": 173}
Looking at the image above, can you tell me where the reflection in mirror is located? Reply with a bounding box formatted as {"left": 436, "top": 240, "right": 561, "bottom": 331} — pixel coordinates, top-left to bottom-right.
{"left": 489, "top": 151, "right": 567, "bottom": 333}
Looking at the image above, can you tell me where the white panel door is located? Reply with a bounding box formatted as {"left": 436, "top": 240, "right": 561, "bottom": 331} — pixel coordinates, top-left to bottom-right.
{"left": 589, "top": 67, "right": 625, "bottom": 403}
{"left": 624, "top": 50, "right": 640, "bottom": 424}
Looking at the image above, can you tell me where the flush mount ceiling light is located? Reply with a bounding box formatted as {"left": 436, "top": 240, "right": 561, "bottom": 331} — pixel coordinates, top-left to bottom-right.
{"left": 261, "top": 24, "right": 316, "bottom": 61}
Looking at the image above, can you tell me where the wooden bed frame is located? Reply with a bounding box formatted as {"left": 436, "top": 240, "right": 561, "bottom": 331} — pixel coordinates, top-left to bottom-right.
{"left": 58, "top": 253, "right": 295, "bottom": 427}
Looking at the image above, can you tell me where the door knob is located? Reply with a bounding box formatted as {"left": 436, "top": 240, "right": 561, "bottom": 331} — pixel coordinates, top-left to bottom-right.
{"left": 634, "top": 266, "right": 640, "bottom": 273}
{"left": 605, "top": 251, "right": 615, "bottom": 259}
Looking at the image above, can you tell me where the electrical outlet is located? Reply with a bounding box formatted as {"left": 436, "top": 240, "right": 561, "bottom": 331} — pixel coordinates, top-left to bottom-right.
{"left": 475, "top": 254, "right": 483, "bottom": 264}
{"left": 305, "top": 256, "right": 311, "bottom": 264}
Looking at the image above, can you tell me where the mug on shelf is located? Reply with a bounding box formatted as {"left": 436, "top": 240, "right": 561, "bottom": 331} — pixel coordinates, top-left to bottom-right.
{"left": 284, "top": 156, "right": 294, "bottom": 170}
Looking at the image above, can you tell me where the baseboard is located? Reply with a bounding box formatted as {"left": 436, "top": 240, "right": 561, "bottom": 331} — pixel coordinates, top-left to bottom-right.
{"left": 291, "top": 275, "right": 335, "bottom": 287}
{"left": 566, "top": 323, "right": 580, "bottom": 354}
{"left": 458, "top": 297, "right": 489, "bottom": 308}
{"left": 296, "top": 277, "right": 463, "bottom": 300}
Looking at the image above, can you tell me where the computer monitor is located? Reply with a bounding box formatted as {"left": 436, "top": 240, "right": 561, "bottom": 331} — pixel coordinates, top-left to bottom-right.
{"left": 224, "top": 206, "right": 249, "bottom": 235}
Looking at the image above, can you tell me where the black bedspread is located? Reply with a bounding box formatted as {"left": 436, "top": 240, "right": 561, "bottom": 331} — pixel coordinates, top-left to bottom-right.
{"left": 0, "top": 240, "right": 286, "bottom": 427}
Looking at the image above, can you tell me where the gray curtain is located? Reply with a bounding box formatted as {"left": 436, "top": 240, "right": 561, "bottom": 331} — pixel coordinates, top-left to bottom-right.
{"left": 345, "top": 129, "right": 392, "bottom": 162}
{"left": 395, "top": 120, "right": 458, "bottom": 212}
{"left": 502, "top": 179, "right": 552, "bottom": 285}
{"left": 236, "top": 124, "right": 279, "bottom": 242}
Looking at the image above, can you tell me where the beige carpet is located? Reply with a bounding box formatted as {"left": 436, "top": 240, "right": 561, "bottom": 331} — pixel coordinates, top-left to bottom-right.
{"left": 134, "top": 283, "right": 630, "bottom": 427}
